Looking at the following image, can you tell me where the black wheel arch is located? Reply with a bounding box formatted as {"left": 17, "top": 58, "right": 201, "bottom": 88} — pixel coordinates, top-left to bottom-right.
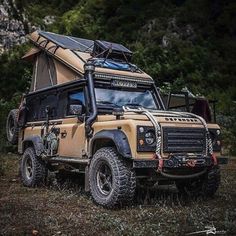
{"left": 21, "top": 135, "right": 44, "bottom": 156}
{"left": 89, "top": 130, "right": 132, "bottom": 159}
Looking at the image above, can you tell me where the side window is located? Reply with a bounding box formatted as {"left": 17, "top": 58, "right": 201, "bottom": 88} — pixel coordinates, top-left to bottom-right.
{"left": 26, "top": 93, "right": 58, "bottom": 122}
{"left": 26, "top": 96, "right": 40, "bottom": 121}
{"left": 39, "top": 94, "right": 58, "bottom": 119}
{"left": 67, "top": 89, "right": 85, "bottom": 115}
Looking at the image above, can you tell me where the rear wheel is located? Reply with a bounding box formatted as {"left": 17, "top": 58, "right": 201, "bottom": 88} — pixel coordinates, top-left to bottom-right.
{"left": 89, "top": 147, "right": 136, "bottom": 208}
{"left": 176, "top": 166, "right": 221, "bottom": 197}
{"left": 20, "top": 147, "right": 47, "bottom": 187}
{"left": 176, "top": 177, "right": 204, "bottom": 197}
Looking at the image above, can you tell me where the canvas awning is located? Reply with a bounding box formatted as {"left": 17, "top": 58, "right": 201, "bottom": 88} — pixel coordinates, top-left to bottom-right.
{"left": 22, "top": 47, "right": 41, "bottom": 61}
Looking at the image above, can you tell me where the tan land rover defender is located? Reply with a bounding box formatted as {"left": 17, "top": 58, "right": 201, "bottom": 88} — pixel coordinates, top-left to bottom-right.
{"left": 6, "top": 31, "right": 226, "bottom": 207}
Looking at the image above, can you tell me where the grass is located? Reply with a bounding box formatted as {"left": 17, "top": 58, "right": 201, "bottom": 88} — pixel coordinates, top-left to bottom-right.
{"left": 0, "top": 154, "right": 236, "bottom": 235}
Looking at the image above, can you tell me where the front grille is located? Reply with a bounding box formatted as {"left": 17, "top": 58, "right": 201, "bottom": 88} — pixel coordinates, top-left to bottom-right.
{"left": 163, "top": 127, "right": 206, "bottom": 153}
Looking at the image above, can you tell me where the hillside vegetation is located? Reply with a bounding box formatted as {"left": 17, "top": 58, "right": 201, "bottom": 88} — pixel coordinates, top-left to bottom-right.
{"left": 0, "top": 0, "right": 236, "bottom": 152}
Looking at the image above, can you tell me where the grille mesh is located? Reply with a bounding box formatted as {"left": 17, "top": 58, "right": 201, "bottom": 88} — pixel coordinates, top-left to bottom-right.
{"left": 163, "top": 127, "right": 206, "bottom": 153}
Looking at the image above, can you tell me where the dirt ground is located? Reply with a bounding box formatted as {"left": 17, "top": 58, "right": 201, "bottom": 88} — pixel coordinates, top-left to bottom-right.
{"left": 0, "top": 154, "right": 236, "bottom": 236}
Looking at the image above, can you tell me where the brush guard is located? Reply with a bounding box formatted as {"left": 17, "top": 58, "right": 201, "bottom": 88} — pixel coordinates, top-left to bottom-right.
{"left": 123, "top": 106, "right": 217, "bottom": 177}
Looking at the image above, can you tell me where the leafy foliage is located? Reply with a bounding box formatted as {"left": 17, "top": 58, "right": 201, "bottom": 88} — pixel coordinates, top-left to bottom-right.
{"left": 0, "top": 45, "right": 31, "bottom": 100}
{"left": 0, "top": 44, "right": 31, "bottom": 151}
{"left": 0, "top": 0, "right": 236, "bottom": 153}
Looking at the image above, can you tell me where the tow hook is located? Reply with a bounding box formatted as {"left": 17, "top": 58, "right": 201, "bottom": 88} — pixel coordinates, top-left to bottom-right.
{"left": 153, "top": 153, "right": 163, "bottom": 172}
{"left": 211, "top": 153, "right": 218, "bottom": 165}
{"left": 187, "top": 159, "right": 197, "bottom": 167}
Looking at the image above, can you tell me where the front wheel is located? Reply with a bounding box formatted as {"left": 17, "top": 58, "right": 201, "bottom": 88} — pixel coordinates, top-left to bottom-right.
{"left": 89, "top": 147, "right": 136, "bottom": 208}
{"left": 20, "top": 147, "right": 47, "bottom": 187}
{"left": 176, "top": 166, "right": 221, "bottom": 197}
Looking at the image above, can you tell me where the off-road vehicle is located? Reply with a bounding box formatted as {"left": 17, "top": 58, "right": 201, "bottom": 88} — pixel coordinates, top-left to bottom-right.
{"left": 6, "top": 31, "right": 226, "bottom": 207}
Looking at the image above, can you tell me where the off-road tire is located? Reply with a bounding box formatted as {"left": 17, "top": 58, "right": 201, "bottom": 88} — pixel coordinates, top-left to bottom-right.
{"left": 6, "top": 109, "right": 19, "bottom": 145}
{"left": 89, "top": 147, "right": 136, "bottom": 208}
{"left": 203, "top": 166, "right": 221, "bottom": 197}
{"left": 124, "top": 166, "right": 136, "bottom": 204}
{"left": 176, "top": 176, "right": 204, "bottom": 197}
{"left": 176, "top": 166, "right": 220, "bottom": 197}
{"left": 20, "top": 147, "right": 47, "bottom": 187}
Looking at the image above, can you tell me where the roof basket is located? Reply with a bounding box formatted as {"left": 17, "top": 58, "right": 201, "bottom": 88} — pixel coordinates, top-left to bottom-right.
{"left": 92, "top": 40, "right": 132, "bottom": 63}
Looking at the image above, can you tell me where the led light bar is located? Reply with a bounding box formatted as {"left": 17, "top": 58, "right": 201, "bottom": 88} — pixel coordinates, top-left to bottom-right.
{"left": 94, "top": 73, "right": 154, "bottom": 84}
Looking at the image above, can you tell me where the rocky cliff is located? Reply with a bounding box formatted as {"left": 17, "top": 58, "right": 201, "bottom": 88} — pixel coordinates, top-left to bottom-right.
{"left": 0, "top": 0, "right": 46, "bottom": 54}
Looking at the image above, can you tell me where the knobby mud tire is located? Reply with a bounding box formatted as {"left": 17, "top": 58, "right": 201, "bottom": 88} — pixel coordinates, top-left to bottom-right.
{"left": 89, "top": 147, "right": 136, "bottom": 208}
{"left": 20, "top": 147, "right": 47, "bottom": 187}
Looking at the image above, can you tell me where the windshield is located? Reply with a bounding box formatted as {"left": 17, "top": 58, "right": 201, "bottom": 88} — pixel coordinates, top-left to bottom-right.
{"left": 95, "top": 87, "right": 158, "bottom": 109}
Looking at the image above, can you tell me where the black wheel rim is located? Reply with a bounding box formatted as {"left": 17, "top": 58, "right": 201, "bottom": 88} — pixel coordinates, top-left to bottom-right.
{"left": 25, "top": 155, "right": 33, "bottom": 180}
{"left": 96, "top": 162, "right": 113, "bottom": 196}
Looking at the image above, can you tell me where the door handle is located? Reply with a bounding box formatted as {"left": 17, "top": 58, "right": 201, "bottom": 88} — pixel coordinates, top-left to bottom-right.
{"left": 61, "top": 130, "right": 67, "bottom": 138}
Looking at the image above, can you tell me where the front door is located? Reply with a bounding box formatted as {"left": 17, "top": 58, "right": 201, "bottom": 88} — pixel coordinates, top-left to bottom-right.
{"left": 57, "top": 88, "right": 86, "bottom": 158}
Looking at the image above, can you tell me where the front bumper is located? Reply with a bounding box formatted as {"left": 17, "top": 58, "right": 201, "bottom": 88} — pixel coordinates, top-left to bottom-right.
{"left": 133, "top": 154, "right": 228, "bottom": 169}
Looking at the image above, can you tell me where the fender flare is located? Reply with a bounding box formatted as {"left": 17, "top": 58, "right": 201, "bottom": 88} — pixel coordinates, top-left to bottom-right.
{"left": 22, "top": 135, "right": 44, "bottom": 156}
{"left": 90, "top": 130, "right": 132, "bottom": 158}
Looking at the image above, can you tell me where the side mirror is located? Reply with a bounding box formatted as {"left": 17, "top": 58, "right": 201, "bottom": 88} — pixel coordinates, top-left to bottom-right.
{"left": 69, "top": 104, "right": 83, "bottom": 116}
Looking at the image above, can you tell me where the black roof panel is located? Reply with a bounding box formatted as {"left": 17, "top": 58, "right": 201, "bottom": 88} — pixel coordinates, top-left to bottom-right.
{"left": 38, "top": 31, "right": 94, "bottom": 52}
{"left": 95, "top": 40, "right": 132, "bottom": 54}
{"left": 38, "top": 31, "right": 132, "bottom": 55}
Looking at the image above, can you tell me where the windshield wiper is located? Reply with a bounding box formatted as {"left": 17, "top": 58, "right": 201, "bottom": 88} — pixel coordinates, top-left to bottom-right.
{"left": 97, "top": 100, "right": 119, "bottom": 107}
{"left": 124, "top": 103, "right": 143, "bottom": 108}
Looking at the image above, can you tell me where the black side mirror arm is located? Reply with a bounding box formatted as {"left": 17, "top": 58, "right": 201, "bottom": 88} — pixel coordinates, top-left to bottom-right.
{"left": 77, "top": 114, "right": 86, "bottom": 123}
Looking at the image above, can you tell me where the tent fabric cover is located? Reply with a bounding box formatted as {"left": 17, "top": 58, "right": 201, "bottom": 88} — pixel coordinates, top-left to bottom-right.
{"left": 30, "top": 52, "right": 57, "bottom": 92}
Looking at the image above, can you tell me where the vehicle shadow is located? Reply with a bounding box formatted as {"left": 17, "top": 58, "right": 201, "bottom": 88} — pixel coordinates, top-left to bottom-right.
{"left": 134, "top": 185, "right": 200, "bottom": 207}
{"left": 46, "top": 171, "right": 206, "bottom": 207}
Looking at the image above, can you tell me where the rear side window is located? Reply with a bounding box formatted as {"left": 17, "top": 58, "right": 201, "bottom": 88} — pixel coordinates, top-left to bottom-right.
{"left": 39, "top": 94, "right": 58, "bottom": 119}
{"left": 26, "top": 93, "right": 58, "bottom": 121}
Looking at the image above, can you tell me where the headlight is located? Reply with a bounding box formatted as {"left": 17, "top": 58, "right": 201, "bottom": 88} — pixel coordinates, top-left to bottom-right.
{"left": 145, "top": 131, "right": 156, "bottom": 145}
{"left": 137, "top": 126, "right": 156, "bottom": 152}
{"left": 209, "top": 128, "right": 221, "bottom": 152}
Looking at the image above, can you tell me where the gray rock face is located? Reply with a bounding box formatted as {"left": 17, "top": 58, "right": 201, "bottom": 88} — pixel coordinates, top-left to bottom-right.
{"left": 0, "top": 0, "right": 55, "bottom": 54}
{"left": 0, "top": 0, "right": 27, "bottom": 54}
{"left": 43, "top": 15, "right": 56, "bottom": 25}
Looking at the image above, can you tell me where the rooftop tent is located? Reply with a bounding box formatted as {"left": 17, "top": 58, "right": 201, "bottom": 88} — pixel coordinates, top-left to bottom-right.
{"left": 24, "top": 30, "right": 153, "bottom": 92}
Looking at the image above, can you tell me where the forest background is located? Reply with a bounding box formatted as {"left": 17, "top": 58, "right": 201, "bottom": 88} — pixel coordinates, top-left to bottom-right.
{"left": 0, "top": 0, "right": 235, "bottom": 154}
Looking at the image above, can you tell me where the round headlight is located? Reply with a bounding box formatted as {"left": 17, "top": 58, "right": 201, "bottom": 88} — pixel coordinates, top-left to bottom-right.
{"left": 145, "top": 131, "right": 156, "bottom": 145}
{"left": 139, "top": 126, "right": 144, "bottom": 133}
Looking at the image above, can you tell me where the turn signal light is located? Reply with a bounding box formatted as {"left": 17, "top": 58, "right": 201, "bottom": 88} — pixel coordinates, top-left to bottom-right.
{"left": 139, "top": 139, "right": 144, "bottom": 145}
